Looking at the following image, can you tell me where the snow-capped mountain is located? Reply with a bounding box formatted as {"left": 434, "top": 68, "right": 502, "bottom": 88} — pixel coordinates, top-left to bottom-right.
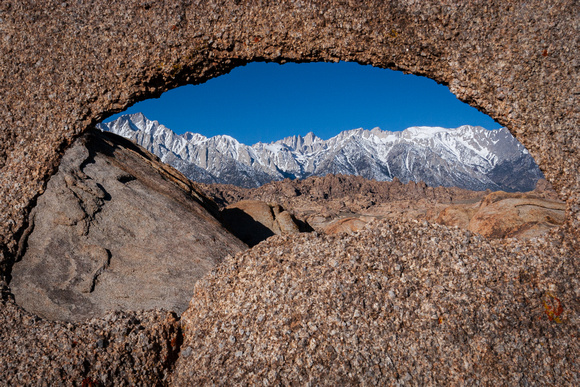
{"left": 97, "top": 113, "right": 543, "bottom": 191}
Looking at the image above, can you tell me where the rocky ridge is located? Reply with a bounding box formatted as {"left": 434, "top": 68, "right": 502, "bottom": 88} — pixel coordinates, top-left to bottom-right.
{"left": 200, "top": 174, "right": 565, "bottom": 239}
{"left": 99, "top": 113, "right": 543, "bottom": 191}
{"left": 200, "top": 174, "right": 487, "bottom": 212}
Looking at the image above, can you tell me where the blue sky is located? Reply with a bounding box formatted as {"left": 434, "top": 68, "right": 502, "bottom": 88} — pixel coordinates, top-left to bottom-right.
{"left": 105, "top": 61, "right": 502, "bottom": 145}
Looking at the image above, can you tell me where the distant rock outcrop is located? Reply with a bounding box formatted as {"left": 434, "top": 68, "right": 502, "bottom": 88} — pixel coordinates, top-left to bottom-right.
{"left": 222, "top": 200, "right": 311, "bottom": 247}
{"left": 200, "top": 174, "right": 485, "bottom": 210}
{"left": 466, "top": 191, "right": 566, "bottom": 239}
{"left": 199, "top": 175, "right": 486, "bottom": 231}
{"left": 10, "top": 130, "right": 247, "bottom": 322}
{"left": 323, "top": 217, "right": 369, "bottom": 235}
{"left": 201, "top": 176, "right": 565, "bottom": 240}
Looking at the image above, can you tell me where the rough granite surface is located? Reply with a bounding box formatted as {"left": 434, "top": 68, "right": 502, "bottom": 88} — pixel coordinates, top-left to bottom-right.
{"left": 0, "top": 0, "right": 578, "bottom": 384}
{"left": 174, "top": 220, "right": 578, "bottom": 385}
{"left": 0, "top": 301, "right": 183, "bottom": 386}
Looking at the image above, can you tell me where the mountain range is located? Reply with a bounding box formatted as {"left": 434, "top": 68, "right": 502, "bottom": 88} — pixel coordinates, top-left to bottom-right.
{"left": 97, "top": 113, "right": 543, "bottom": 191}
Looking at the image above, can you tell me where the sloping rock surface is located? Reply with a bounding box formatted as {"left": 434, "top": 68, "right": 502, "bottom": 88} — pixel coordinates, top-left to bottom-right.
{"left": 436, "top": 190, "right": 566, "bottom": 239}
{"left": 10, "top": 130, "right": 247, "bottom": 322}
{"left": 173, "top": 219, "right": 578, "bottom": 385}
{"left": 467, "top": 191, "right": 566, "bottom": 239}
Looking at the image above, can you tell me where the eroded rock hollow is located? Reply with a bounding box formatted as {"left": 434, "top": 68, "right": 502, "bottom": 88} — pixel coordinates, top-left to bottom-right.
{"left": 0, "top": 0, "right": 578, "bottom": 384}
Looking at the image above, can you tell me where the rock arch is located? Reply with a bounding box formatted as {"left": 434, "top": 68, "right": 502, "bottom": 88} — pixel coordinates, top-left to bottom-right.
{"left": 1, "top": 1, "right": 578, "bottom": 269}
{"left": 0, "top": 0, "right": 578, "bottom": 383}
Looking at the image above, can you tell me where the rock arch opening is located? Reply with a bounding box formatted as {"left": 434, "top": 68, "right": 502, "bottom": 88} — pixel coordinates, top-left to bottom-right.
{"left": 97, "top": 61, "right": 543, "bottom": 190}
{"left": 8, "top": 62, "right": 566, "bottom": 322}
{"left": 0, "top": 1, "right": 578, "bottom": 384}
{"left": 94, "top": 61, "right": 562, "bottom": 239}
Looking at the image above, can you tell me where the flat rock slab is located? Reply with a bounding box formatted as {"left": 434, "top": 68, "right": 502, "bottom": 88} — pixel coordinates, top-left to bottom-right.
{"left": 10, "top": 130, "right": 246, "bottom": 322}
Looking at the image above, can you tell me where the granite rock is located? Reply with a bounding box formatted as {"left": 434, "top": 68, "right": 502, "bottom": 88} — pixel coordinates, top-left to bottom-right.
{"left": 467, "top": 191, "right": 566, "bottom": 239}
{"left": 434, "top": 189, "right": 566, "bottom": 240}
{"left": 323, "top": 217, "right": 369, "bottom": 235}
{"left": 0, "top": 0, "right": 579, "bottom": 384}
{"left": 173, "top": 219, "right": 579, "bottom": 385}
{"left": 10, "top": 129, "right": 247, "bottom": 322}
{"left": 221, "top": 200, "right": 307, "bottom": 247}
{"left": 0, "top": 301, "right": 183, "bottom": 386}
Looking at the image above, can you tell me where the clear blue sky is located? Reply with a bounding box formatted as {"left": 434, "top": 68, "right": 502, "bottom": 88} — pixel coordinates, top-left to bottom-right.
{"left": 105, "top": 61, "right": 501, "bottom": 145}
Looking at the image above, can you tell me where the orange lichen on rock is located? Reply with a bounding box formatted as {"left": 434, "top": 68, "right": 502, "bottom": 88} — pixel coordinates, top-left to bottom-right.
{"left": 542, "top": 292, "right": 563, "bottom": 323}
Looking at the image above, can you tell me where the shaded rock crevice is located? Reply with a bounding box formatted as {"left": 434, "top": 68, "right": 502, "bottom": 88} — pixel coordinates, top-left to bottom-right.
{"left": 86, "top": 247, "right": 111, "bottom": 294}
{"left": 221, "top": 199, "right": 312, "bottom": 247}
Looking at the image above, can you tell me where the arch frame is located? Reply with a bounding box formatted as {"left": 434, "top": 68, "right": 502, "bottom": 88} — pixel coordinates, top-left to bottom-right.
{"left": 0, "top": 0, "right": 578, "bottom": 291}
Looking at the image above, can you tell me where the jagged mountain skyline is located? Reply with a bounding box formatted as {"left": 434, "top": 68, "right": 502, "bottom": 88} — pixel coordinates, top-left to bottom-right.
{"left": 102, "top": 62, "right": 503, "bottom": 145}
{"left": 98, "top": 113, "right": 543, "bottom": 191}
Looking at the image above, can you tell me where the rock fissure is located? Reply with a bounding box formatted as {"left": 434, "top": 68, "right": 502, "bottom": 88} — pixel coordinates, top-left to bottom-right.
{"left": 87, "top": 248, "right": 111, "bottom": 294}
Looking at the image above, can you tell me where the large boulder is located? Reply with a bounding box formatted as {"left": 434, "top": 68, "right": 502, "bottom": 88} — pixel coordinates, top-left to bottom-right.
{"left": 10, "top": 130, "right": 247, "bottom": 322}
{"left": 173, "top": 219, "right": 578, "bottom": 385}
{"left": 221, "top": 200, "right": 309, "bottom": 247}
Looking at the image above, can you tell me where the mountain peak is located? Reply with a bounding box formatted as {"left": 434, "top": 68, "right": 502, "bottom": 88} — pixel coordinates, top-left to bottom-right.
{"left": 99, "top": 113, "right": 543, "bottom": 191}
{"left": 125, "top": 112, "right": 150, "bottom": 127}
{"left": 402, "top": 126, "right": 449, "bottom": 137}
{"left": 370, "top": 127, "right": 384, "bottom": 135}
{"left": 303, "top": 132, "right": 319, "bottom": 145}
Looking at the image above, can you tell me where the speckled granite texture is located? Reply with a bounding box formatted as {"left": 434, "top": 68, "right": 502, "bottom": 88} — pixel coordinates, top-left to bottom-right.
{"left": 173, "top": 220, "right": 578, "bottom": 385}
{"left": 0, "top": 0, "right": 578, "bottom": 384}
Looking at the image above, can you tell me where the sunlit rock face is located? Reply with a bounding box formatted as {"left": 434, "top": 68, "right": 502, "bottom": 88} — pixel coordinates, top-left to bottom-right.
{"left": 10, "top": 130, "right": 246, "bottom": 322}
{"left": 0, "top": 1, "right": 578, "bottom": 385}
